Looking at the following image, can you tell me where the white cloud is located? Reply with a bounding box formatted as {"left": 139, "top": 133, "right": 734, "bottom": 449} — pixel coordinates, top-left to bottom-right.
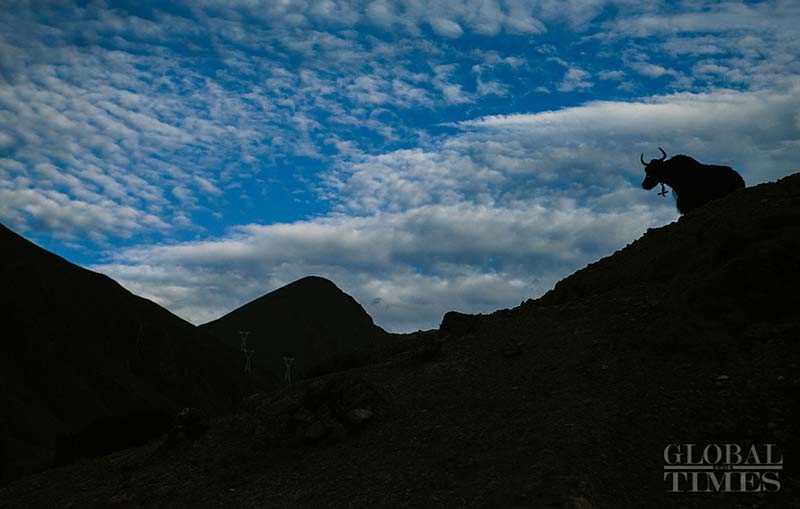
{"left": 429, "top": 18, "right": 464, "bottom": 38}
{"left": 0, "top": 3, "right": 475, "bottom": 238}
{"left": 0, "top": 187, "right": 168, "bottom": 241}
{"left": 94, "top": 193, "right": 673, "bottom": 331}
{"left": 476, "top": 91, "right": 799, "bottom": 181}
{"left": 433, "top": 64, "right": 471, "bottom": 104}
{"left": 558, "top": 67, "right": 593, "bottom": 92}
{"left": 628, "top": 61, "right": 672, "bottom": 79}
{"left": 608, "top": 1, "right": 800, "bottom": 90}
{"left": 326, "top": 145, "right": 508, "bottom": 215}
{"left": 0, "top": 23, "right": 275, "bottom": 238}
{"left": 598, "top": 70, "right": 624, "bottom": 80}
{"left": 192, "top": 0, "right": 550, "bottom": 37}
{"left": 366, "top": 1, "right": 396, "bottom": 27}
{"left": 612, "top": 2, "right": 797, "bottom": 38}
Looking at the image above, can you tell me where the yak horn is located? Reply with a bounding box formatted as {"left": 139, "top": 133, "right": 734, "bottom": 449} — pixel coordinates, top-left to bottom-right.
{"left": 658, "top": 147, "right": 667, "bottom": 161}
{"left": 640, "top": 153, "right": 647, "bottom": 165}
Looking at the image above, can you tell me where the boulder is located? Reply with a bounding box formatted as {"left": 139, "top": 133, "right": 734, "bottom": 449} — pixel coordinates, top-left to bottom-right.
{"left": 346, "top": 408, "right": 374, "bottom": 426}
{"left": 440, "top": 311, "right": 481, "bottom": 337}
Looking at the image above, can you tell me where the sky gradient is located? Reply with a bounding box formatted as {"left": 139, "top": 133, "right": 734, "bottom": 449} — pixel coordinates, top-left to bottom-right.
{"left": 2, "top": 1, "right": 799, "bottom": 332}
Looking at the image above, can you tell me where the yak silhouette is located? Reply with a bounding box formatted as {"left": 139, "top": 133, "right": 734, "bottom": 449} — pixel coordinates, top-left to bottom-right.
{"left": 641, "top": 147, "right": 745, "bottom": 214}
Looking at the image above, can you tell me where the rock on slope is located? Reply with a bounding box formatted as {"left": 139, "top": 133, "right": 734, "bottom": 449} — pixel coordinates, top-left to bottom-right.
{"left": 200, "top": 276, "right": 390, "bottom": 381}
{"left": 1, "top": 174, "right": 799, "bottom": 508}
{"left": 0, "top": 224, "right": 254, "bottom": 481}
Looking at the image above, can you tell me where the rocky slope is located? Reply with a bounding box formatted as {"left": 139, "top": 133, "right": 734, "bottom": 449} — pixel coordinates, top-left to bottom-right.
{"left": 1, "top": 173, "right": 799, "bottom": 507}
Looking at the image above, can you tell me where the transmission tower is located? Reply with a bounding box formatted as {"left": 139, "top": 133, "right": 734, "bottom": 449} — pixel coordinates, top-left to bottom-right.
{"left": 283, "top": 357, "right": 294, "bottom": 383}
{"left": 238, "top": 330, "right": 254, "bottom": 374}
{"left": 238, "top": 330, "right": 251, "bottom": 351}
{"left": 243, "top": 348, "right": 255, "bottom": 374}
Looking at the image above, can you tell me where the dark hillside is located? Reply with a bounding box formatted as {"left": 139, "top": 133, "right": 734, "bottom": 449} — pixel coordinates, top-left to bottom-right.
{"left": 200, "top": 276, "right": 390, "bottom": 381}
{"left": 0, "top": 224, "right": 257, "bottom": 481}
{"left": 2, "top": 174, "right": 799, "bottom": 507}
{"left": 537, "top": 175, "right": 798, "bottom": 329}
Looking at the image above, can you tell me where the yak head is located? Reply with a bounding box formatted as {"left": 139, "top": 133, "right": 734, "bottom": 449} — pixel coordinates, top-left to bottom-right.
{"left": 640, "top": 147, "right": 669, "bottom": 193}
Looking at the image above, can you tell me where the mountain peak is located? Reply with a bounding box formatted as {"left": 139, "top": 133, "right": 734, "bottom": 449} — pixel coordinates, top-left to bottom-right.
{"left": 292, "top": 275, "right": 337, "bottom": 286}
{"left": 200, "top": 276, "right": 388, "bottom": 381}
{"left": 262, "top": 275, "right": 345, "bottom": 299}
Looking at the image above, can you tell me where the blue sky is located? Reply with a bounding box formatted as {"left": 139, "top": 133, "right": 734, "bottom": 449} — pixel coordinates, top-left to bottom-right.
{"left": 1, "top": 1, "right": 799, "bottom": 332}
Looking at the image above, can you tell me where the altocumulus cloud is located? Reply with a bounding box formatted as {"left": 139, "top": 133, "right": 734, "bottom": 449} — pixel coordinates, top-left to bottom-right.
{"left": 2, "top": 1, "right": 799, "bottom": 331}
{"left": 1, "top": 0, "right": 565, "bottom": 241}
{"left": 93, "top": 199, "right": 673, "bottom": 331}
{"left": 94, "top": 84, "right": 800, "bottom": 331}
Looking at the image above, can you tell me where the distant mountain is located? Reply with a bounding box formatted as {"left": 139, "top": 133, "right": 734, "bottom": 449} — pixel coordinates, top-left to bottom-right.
{"left": 0, "top": 224, "right": 256, "bottom": 481}
{"left": 200, "top": 276, "right": 390, "bottom": 381}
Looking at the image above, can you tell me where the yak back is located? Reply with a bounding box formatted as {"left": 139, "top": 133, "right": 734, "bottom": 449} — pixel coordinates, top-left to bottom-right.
{"left": 667, "top": 155, "right": 745, "bottom": 213}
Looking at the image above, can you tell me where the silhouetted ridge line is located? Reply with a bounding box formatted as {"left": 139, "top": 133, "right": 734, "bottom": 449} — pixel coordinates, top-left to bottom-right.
{"left": 0, "top": 223, "right": 257, "bottom": 481}
{"left": 200, "top": 275, "right": 389, "bottom": 382}
{"left": 2, "top": 173, "right": 799, "bottom": 506}
{"left": 526, "top": 173, "right": 800, "bottom": 326}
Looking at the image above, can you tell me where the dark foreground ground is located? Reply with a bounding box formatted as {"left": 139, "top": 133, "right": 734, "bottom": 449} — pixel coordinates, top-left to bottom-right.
{"left": 2, "top": 174, "right": 799, "bottom": 508}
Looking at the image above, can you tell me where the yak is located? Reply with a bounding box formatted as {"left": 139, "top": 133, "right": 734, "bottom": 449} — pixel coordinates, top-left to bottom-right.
{"left": 640, "top": 147, "right": 745, "bottom": 214}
